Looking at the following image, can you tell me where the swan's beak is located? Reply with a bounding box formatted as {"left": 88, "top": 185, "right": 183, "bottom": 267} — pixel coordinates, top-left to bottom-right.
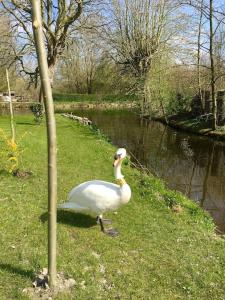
{"left": 113, "top": 154, "right": 120, "bottom": 167}
{"left": 113, "top": 158, "right": 120, "bottom": 167}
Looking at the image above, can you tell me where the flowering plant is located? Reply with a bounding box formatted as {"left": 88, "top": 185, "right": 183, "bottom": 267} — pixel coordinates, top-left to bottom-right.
{"left": 0, "top": 129, "right": 25, "bottom": 174}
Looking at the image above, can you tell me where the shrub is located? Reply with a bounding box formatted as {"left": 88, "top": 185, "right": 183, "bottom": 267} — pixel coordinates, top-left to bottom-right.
{"left": 30, "top": 103, "right": 44, "bottom": 123}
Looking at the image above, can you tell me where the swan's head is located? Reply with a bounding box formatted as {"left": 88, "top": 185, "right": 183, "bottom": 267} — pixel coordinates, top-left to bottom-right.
{"left": 113, "top": 148, "right": 126, "bottom": 167}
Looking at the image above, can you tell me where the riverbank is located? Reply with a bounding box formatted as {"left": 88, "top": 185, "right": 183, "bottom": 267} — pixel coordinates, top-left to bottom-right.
{"left": 0, "top": 101, "right": 137, "bottom": 114}
{"left": 53, "top": 93, "right": 138, "bottom": 111}
{"left": 154, "top": 114, "right": 225, "bottom": 141}
{"left": 54, "top": 101, "right": 137, "bottom": 112}
{"left": 0, "top": 115, "right": 225, "bottom": 299}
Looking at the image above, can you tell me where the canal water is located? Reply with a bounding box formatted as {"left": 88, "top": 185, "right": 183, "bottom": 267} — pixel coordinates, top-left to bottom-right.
{"left": 71, "top": 109, "right": 225, "bottom": 233}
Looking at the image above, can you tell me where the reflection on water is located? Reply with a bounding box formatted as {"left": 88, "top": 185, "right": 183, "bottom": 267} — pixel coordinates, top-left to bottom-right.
{"left": 72, "top": 109, "right": 225, "bottom": 232}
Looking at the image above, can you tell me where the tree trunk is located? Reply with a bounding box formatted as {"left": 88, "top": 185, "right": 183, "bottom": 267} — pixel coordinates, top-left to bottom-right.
{"left": 6, "top": 68, "right": 15, "bottom": 143}
{"left": 39, "top": 85, "right": 43, "bottom": 103}
{"left": 87, "top": 79, "right": 92, "bottom": 94}
{"left": 197, "top": 0, "right": 204, "bottom": 112}
{"left": 48, "top": 63, "right": 56, "bottom": 88}
{"left": 209, "top": 0, "right": 216, "bottom": 129}
{"left": 31, "top": 0, "right": 57, "bottom": 287}
{"left": 142, "top": 75, "right": 151, "bottom": 116}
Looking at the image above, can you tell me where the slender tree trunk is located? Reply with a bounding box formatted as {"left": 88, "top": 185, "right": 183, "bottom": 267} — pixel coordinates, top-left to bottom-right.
{"left": 48, "top": 62, "right": 56, "bottom": 88}
{"left": 39, "top": 85, "right": 43, "bottom": 103}
{"left": 87, "top": 79, "right": 92, "bottom": 94}
{"left": 6, "top": 69, "right": 15, "bottom": 143}
{"left": 209, "top": 0, "right": 216, "bottom": 129}
{"left": 197, "top": 0, "right": 204, "bottom": 112}
{"left": 157, "top": 60, "right": 168, "bottom": 123}
{"left": 142, "top": 74, "right": 151, "bottom": 116}
{"left": 31, "top": 0, "right": 57, "bottom": 287}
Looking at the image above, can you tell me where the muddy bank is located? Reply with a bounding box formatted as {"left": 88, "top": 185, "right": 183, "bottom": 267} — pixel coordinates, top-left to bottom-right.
{"left": 153, "top": 115, "right": 225, "bottom": 141}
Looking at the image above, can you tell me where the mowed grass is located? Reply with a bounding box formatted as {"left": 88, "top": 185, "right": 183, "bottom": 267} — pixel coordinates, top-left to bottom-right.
{"left": 0, "top": 115, "right": 225, "bottom": 299}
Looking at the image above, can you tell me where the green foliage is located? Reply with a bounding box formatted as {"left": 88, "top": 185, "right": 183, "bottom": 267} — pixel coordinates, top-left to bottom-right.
{"left": 92, "top": 61, "right": 137, "bottom": 95}
{"left": 30, "top": 103, "right": 44, "bottom": 123}
{"left": 166, "top": 95, "right": 192, "bottom": 116}
{"left": 89, "top": 123, "right": 112, "bottom": 143}
{"left": 163, "top": 192, "right": 178, "bottom": 208}
{"left": 0, "top": 129, "right": 24, "bottom": 174}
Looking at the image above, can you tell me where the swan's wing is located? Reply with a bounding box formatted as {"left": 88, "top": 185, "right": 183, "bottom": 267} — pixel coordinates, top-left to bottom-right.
{"left": 68, "top": 180, "right": 121, "bottom": 213}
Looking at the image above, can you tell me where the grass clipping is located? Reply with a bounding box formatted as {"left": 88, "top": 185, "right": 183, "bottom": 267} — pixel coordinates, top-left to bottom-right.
{"left": 23, "top": 268, "right": 76, "bottom": 299}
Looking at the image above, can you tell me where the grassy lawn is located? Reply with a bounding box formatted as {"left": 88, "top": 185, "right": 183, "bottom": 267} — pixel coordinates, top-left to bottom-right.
{"left": 0, "top": 114, "right": 225, "bottom": 299}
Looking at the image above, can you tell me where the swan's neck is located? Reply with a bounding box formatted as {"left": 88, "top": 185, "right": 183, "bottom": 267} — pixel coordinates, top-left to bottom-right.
{"left": 114, "top": 162, "right": 127, "bottom": 187}
{"left": 114, "top": 161, "right": 131, "bottom": 203}
{"left": 115, "top": 177, "right": 127, "bottom": 186}
{"left": 114, "top": 162, "right": 123, "bottom": 180}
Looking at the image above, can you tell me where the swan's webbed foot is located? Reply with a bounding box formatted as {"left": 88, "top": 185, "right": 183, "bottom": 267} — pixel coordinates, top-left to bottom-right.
{"left": 97, "top": 216, "right": 118, "bottom": 237}
{"left": 105, "top": 228, "right": 119, "bottom": 237}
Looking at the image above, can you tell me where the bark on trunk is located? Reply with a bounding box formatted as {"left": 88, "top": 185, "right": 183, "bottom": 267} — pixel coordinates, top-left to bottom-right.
{"left": 48, "top": 63, "right": 56, "bottom": 87}
{"left": 209, "top": 0, "right": 217, "bottom": 130}
{"left": 6, "top": 69, "right": 15, "bottom": 143}
{"left": 197, "top": 0, "right": 204, "bottom": 111}
{"left": 142, "top": 76, "right": 151, "bottom": 116}
{"left": 87, "top": 80, "right": 92, "bottom": 94}
{"left": 39, "top": 85, "right": 43, "bottom": 103}
{"left": 31, "top": 0, "right": 57, "bottom": 287}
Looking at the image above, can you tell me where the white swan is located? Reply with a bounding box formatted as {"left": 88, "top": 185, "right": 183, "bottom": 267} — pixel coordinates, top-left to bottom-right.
{"left": 58, "top": 148, "right": 131, "bottom": 236}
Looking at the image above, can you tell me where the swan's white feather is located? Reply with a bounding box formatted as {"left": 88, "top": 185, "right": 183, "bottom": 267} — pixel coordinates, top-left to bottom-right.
{"left": 66, "top": 180, "right": 121, "bottom": 214}
{"left": 58, "top": 202, "right": 87, "bottom": 211}
{"left": 58, "top": 148, "right": 131, "bottom": 219}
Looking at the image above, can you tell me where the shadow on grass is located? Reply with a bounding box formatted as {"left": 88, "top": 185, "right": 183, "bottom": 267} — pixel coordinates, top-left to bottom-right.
{"left": 16, "top": 122, "right": 37, "bottom": 126}
{"left": 0, "top": 169, "right": 10, "bottom": 176}
{"left": 0, "top": 263, "right": 33, "bottom": 279}
{"left": 40, "top": 211, "right": 96, "bottom": 228}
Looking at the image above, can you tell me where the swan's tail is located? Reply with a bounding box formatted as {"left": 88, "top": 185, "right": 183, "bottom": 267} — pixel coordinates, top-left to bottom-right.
{"left": 58, "top": 202, "right": 87, "bottom": 211}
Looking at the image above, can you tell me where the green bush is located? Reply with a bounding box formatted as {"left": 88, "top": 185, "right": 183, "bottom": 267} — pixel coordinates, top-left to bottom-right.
{"left": 30, "top": 103, "right": 44, "bottom": 123}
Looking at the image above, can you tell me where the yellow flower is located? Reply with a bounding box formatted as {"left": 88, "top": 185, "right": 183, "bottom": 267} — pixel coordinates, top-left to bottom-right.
{"left": 8, "top": 156, "right": 18, "bottom": 173}
{"left": 7, "top": 140, "right": 17, "bottom": 151}
{"left": 8, "top": 156, "right": 18, "bottom": 163}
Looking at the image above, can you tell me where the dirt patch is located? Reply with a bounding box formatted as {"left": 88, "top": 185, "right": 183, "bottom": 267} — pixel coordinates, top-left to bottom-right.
{"left": 172, "top": 204, "right": 183, "bottom": 213}
{"left": 23, "top": 268, "right": 76, "bottom": 299}
{"left": 13, "top": 170, "right": 33, "bottom": 179}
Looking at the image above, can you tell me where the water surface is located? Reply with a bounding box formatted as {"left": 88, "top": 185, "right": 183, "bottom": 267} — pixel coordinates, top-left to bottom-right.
{"left": 71, "top": 109, "right": 225, "bottom": 232}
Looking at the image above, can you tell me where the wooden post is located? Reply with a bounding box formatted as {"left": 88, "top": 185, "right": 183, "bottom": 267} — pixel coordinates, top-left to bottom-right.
{"left": 6, "top": 69, "right": 15, "bottom": 143}
{"left": 31, "top": 0, "right": 57, "bottom": 287}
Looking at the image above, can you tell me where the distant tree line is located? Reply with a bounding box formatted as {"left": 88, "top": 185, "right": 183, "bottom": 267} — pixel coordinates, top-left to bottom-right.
{"left": 1, "top": 0, "right": 225, "bottom": 127}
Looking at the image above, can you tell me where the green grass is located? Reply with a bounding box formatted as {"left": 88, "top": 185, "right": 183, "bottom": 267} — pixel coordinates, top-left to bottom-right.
{"left": 0, "top": 115, "right": 225, "bottom": 299}
{"left": 53, "top": 93, "right": 138, "bottom": 103}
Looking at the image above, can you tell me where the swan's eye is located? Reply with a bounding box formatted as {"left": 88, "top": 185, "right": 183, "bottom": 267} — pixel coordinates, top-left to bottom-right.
{"left": 114, "top": 154, "right": 122, "bottom": 159}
